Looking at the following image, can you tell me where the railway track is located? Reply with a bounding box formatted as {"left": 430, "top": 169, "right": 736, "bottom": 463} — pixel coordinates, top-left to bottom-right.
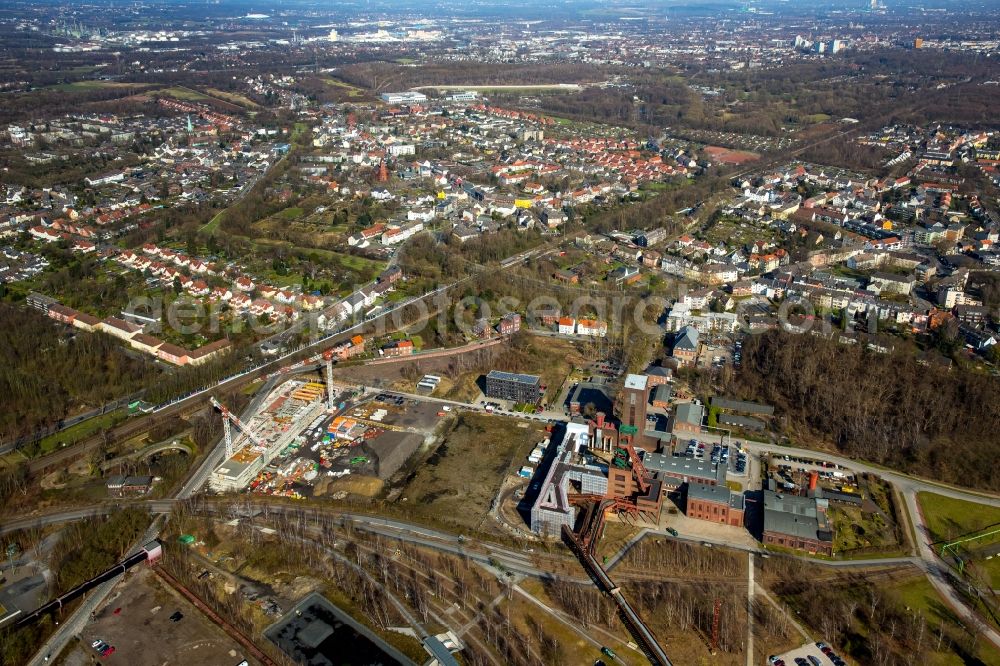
{"left": 155, "top": 566, "right": 276, "bottom": 666}
{"left": 12, "top": 235, "right": 564, "bottom": 481}
{"left": 26, "top": 404, "right": 205, "bottom": 474}
{"left": 14, "top": 274, "right": 482, "bottom": 476}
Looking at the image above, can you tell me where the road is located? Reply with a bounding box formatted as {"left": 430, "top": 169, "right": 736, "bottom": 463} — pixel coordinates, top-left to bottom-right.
{"left": 176, "top": 374, "right": 280, "bottom": 500}
{"left": 18, "top": 362, "right": 285, "bottom": 662}
{"left": 15, "top": 238, "right": 546, "bottom": 476}
{"left": 24, "top": 516, "right": 164, "bottom": 666}
{"left": 904, "top": 490, "right": 1000, "bottom": 650}
{"left": 679, "top": 433, "right": 1000, "bottom": 508}
{"left": 11, "top": 260, "right": 534, "bottom": 664}
{"left": 170, "top": 243, "right": 547, "bottom": 498}
{"left": 606, "top": 526, "right": 923, "bottom": 570}
{"left": 13, "top": 277, "right": 471, "bottom": 476}
{"left": 1, "top": 501, "right": 574, "bottom": 582}
{"left": 653, "top": 435, "right": 1000, "bottom": 649}
{"left": 14, "top": 298, "right": 1000, "bottom": 659}
{"left": 98, "top": 437, "right": 194, "bottom": 472}
{"left": 12, "top": 493, "right": 1000, "bottom": 659}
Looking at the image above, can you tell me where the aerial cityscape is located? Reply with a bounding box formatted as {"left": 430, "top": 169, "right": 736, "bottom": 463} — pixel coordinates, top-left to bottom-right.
{"left": 1, "top": 0, "right": 1000, "bottom": 664}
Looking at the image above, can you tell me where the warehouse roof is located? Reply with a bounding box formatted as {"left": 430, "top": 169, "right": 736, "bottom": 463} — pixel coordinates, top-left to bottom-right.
{"left": 763, "top": 490, "right": 831, "bottom": 542}
{"left": 709, "top": 397, "right": 775, "bottom": 415}
{"left": 642, "top": 453, "right": 727, "bottom": 485}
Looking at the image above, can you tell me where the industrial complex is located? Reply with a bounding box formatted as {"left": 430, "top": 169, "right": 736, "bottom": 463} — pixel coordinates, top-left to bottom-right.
{"left": 203, "top": 354, "right": 855, "bottom": 566}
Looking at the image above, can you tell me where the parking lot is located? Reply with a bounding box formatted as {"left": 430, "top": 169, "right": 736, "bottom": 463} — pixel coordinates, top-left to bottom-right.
{"left": 368, "top": 392, "right": 444, "bottom": 431}
{"left": 769, "top": 641, "right": 850, "bottom": 666}
{"left": 677, "top": 438, "right": 749, "bottom": 477}
{"left": 699, "top": 343, "right": 734, "bottom": 370}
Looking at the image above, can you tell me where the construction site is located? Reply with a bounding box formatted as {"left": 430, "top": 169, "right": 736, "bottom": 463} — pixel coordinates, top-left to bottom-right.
{"left": 209, "top": 351, "right": 438, "bottom": 498}
{"left": 209, "top": 379, "right": 330, "bottom": 494}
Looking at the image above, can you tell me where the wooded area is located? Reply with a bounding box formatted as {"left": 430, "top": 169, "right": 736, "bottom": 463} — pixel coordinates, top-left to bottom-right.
{"left": 0, "top": 304, "right": 156, "bottom": 442}
{"left": 733, "top": 331, "right": 1000, "bottom": 491}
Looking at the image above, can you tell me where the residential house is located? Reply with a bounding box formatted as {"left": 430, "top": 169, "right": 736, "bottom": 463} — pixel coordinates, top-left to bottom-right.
{"left": 576, "top": 319, "right": 608, "bottom": 337}
{"left": 98, "top": 317, "right": 141, "bottom": 341}
{"left": 671, "top": 326, "right": 699, "bottom": 367}
{"left": 671, "top": 402, "right": 704, "bottom": 435}
{"left": 382, "top": 339, "right": 414, "bottom": 357}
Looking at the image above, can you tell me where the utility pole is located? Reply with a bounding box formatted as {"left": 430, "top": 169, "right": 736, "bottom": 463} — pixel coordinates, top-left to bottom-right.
{"left": 711, "top": 597, "right": 721, "bottom": 655}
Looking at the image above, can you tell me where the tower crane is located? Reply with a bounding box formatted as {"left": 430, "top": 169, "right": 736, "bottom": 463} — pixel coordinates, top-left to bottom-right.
{"left": 322, "top": 349, "right": 336, "bottom": 411}
{"left": 210, "top": 396, "right": 265, "bottom": 459}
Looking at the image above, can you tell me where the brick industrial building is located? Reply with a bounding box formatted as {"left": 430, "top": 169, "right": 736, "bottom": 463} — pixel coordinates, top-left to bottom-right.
{"left": 762, "top": 488, "right": 834, "bottom": 555}
{"left": 685, "top": 482, "right": 745, "bottom": 527}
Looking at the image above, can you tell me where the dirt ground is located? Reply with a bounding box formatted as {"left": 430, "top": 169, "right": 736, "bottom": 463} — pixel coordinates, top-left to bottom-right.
{"left": 330, "top": 344, "right": 505, "bottom": 389}
{"left": 330, "top": 335, "right": 582, "bottom": 407}
{"left": 376, "top": 399, "right": 444, "bottom": 432}
{"left": 59, "top": 566, "right": 253, "bottom": 666}
{"left": 393, "top": 413, "right": 544, "bottom": 531}
{"left": 315, "top": 474, "right": 383, "bottom": 498}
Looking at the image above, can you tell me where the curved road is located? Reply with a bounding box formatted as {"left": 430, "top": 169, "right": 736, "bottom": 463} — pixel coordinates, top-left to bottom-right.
{"left": 676, "top": 434, "right": 1000, "bottom": 649}
{"left": 10, "top": 393, "right": 1000, "bottom": 657}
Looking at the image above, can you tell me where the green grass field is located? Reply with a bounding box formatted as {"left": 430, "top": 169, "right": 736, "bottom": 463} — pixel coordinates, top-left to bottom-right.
{"left": 830, "top": 505, "right": 898, "bottom": 552}
{"left": 32, "top": 409, "right": 127, "bottom": 456}
{"left": 917, "top": 492, "right": 1000, "bottom": 543}
{"left": 50, "top": 81, "right": 153, "bottom": 92}
{"left": 199, "top": 210, "right": 226, "bottom": 234}
{"left": 159, "top": 86, "right": 212, "bottom": 102}
{"left": 275, "top": 207, "right": 305, "bottom": 221}
{"left": 291, "top": 122, "right": 310, "bottom": 141}
{"left": 888, "top": 576, "right": 1000, "bottom": 665}
{"left": 204, "top": 87, "right": 261, "bottom": 109}
{"left": 413, "top": 83, "right": 583, "bottom": 95}
{"left": 322, "top": 77, "right": 366, "bottom": 97}
{"left": 978, "top": 554, "right": 1000, "bottom": 588}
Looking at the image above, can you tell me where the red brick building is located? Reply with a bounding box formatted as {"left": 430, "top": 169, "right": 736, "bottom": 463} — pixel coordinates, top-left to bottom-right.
{"left": 382, "top": 339, "right": 414, "bottom": 357}
{"left": 498, "top": 312, "right": 521, "bottom": 336}
{"left": 686, "top": 483, "right": 745, "bottom": 527}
